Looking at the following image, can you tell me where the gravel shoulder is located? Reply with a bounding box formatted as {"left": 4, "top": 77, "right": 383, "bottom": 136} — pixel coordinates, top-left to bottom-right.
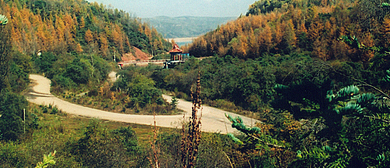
{"left": 26, "top": 74, "right": 259, "bottom": 134}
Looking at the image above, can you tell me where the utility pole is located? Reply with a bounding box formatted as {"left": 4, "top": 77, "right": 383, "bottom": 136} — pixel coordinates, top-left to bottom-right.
{"left": 114, "top": 51, "right": 116, "bottom": 62}
{"left": 23, "top": 108, "right": 25, "bottom": 134}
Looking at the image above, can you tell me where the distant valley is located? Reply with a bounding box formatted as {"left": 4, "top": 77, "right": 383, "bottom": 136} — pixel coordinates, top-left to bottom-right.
{"left": 144, "top": 16, "right": 236, "bottom": 38}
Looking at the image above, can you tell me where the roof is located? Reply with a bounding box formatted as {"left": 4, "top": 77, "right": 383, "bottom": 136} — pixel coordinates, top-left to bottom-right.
{"left": 169, "top": 44, "right": 183, "bottom": 53}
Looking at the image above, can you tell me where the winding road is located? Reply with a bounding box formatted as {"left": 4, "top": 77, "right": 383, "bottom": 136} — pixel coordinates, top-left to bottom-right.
{"left": 25, "top": 74, "right": 259, "bottom": 134}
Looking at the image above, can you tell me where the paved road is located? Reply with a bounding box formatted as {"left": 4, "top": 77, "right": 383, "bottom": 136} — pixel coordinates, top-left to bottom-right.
{"left": 26, "top": 74, "right": 259, "bottom": 134}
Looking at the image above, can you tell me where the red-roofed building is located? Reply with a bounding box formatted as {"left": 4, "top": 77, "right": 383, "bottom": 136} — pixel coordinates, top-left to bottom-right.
{"left": 164, "top": 44, "right": 190, "bottom": 69}
{"left": 169, "top": 44, "right": 184, "bottom": 61}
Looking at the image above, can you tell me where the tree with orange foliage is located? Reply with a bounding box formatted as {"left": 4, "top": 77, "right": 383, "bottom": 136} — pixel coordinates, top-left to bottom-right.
{"left": 308, "top": 19, "right": 324, "bottom": 43}
{"left": 273, "top": 23, "right": 283, "bottom": 51}
{"left": 79, "top": 16, "right": 85, "bottom": 29}
{"left": 238, "top": 34, "right": 248, "bottom": 58}
{"left": 381, "top": 17, "right": 390, "bottom": 48}
{"left": 75, "top": 43, "right": 83, "bottom": 53}
{"left": 260, "top": 23, "right": 273, "bottom": 53}
{"left": 111, "top": 24, "right": 124, "bottom": 54}
{"left": 312, "top": 37, "right": 329, "bottom": 60}
{"left": 359, "top": 32, "right": 375, "bottom": 62}
{"left": 247, "top": 28, "right": 259, "bottom": 58}
{"left": 282, "top": 20, "right": 297, "bottom": 52}
{"left": 85, "top": 29, "right": 93, "bottom": 44}
{"left": 99, "top": 33, "right": 109, "bottom": 58}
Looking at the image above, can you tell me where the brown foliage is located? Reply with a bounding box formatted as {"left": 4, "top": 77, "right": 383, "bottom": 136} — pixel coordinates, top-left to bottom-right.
{"left": 181, "top": 72, "right": 202, "bottom": 168}
{"left": 85, "top": 29, "right": 93, "bottom": 44}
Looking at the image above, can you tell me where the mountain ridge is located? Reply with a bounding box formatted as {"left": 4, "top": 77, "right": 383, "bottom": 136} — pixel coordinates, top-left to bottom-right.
{"left": 144, "top": 16, "right": 236, "bottom": 38}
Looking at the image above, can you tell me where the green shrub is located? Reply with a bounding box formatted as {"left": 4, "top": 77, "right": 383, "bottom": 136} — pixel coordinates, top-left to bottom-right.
{"left": 0, "top": 142, "right": 27, "bottom": 167}
{"left": 171, "top": 97, "right": 178, "bottom": 110}
{"left": 68, "top": 120, "right": 137, "bottom": 167}
{"left": 0, "top": 91, "right": 28, "bottom": 141}
{"left": 52, "top": 75, "right": 75, "bottom": 89}
{"left": 42, "top": 106, "right": 48, "bottom": 113}
{"left": 51, "top": 107, "right": 59, "bottom": 114}
{"left": 156, "top": 97, "right": 164, "bottom": 105}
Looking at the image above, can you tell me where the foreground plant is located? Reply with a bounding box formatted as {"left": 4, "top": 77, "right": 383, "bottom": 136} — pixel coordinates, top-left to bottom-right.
{"left": 35, "top": 151, "right": 56, "bottom": 168}
{"left": 274, "top": 79, "right": 390, "bottom": 167}
{"left": 181, "top": 71, "right": 202, "bottom": 168}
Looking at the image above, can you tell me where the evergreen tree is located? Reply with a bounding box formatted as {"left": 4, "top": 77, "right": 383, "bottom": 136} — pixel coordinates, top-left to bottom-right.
{"left": 274, "top": 79, "right": 390, "bottom": 167}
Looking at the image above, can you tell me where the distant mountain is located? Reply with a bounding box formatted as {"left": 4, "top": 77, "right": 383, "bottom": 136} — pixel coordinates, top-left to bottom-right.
{"left": 144, "top": 16, "right": 236, "bottom": 38}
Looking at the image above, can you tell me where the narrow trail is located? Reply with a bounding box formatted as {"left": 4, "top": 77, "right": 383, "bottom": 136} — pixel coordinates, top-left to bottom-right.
{"left": 26, "top": 74, "right": 259, "bottom": 134}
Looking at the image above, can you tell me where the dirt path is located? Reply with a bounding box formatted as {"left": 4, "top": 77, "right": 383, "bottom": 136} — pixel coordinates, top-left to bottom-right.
{"left": 26, "top": 74, "right": 259, "bottom": 134}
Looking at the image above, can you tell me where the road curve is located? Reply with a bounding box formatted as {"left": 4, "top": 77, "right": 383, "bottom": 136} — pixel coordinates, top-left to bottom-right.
{"left": 26, "top": 74, "right": 259, "bottom": 134}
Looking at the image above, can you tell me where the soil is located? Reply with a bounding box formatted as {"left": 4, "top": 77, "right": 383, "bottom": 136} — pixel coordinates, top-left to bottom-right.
{"left": 121, "top": 47, "right": 152, "bottom": 61}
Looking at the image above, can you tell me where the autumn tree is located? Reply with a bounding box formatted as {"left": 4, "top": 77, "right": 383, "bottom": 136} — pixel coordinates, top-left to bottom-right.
{"left": 312, "top": 37, "right": 329, "bottom": 60}
{"left": 381, "top": 17, "right": 390, "bottom": 48}
{"left": 99, "top": 32, "right": 109, "bottom": 58}
{"left": 281, "top": 19, "right": 297, "bottom": 53}
{"left": 85, "top": 29, "right": 93, "bottom": 44}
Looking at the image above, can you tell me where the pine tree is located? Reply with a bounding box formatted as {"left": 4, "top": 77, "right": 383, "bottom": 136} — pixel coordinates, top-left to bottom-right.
{"left": 274, "top": 79, "right": 390, "bottom": 167}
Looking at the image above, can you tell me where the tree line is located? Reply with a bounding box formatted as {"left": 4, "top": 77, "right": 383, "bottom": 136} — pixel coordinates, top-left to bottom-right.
{"left": 0, "top": 0, "right": 171, "bottom": 59}
{"left": 183, "top": 0, "right": 387, "bottom": 66}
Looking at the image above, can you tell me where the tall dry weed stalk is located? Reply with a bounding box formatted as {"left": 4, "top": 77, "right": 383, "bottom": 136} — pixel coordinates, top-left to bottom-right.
{"left": 148, "top": 114, "right": 160, "bottom": 168}
{"left": 181, "top": 71, "right": 202, "bottom": 168}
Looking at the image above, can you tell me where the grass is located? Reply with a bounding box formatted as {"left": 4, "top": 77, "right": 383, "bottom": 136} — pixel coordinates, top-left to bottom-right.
{"left": 0, "top": 103, "right": 180, "bottom": 167}
{"left": 0, "top": 101, "right": 255, "bottom": 167}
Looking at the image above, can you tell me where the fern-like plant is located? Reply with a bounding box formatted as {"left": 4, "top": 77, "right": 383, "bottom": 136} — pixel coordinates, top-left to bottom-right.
{"left": 35, "top": 151, "right": 56, "bottom": 168}
{"left": 275, "top": 79, "right": 390, "bottom": 167}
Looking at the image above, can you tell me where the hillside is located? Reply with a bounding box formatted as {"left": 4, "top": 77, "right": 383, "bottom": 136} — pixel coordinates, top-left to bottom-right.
{"left": 183, "top": 0, "right": 381, "bottom": 64}
{"left": 154, "top": 0, "right": 390, "bottom": 167}
{"left": 144, "top": 16, "right": 236, "bottom": 38}
{"left": 0, "top": 0, "right": 171, "bottom": 59}
{"left": 121, "top": 46, "right": 152, "bottom": 61}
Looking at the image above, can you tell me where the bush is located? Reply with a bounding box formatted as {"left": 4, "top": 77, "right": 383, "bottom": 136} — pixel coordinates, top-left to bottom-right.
{"left": 0, "top": 143, "right": 28, "bottom": 167}
{"left": 51, "top": 107, "right": 59, "bottom": 114}
{"left": 171, "top": 97, "right": 178, "bottom": 110}
{"left": 42, "top": 106, "right": 48, "bottom": 113}
{"left": 52, "top": 75, "right": 75, "bottom": 89}
{"left": 68, "top": 120, "right": 137, "bottom": 167}
{"left": 64, "top": 58, "right": 91, "bottom": 84}
{"left": 35, "top": 52, "right": 57, "bottom": 74}
{"left": 156, "top": 97, "right": 165, "bottom": 105}
{"left": 0, "top": 90, "right": 28, "bottom": 141}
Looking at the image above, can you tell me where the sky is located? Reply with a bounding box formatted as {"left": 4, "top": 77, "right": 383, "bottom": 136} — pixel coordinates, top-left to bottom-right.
{"left": 86, "top": 0, "right": 256, "bottom": 18}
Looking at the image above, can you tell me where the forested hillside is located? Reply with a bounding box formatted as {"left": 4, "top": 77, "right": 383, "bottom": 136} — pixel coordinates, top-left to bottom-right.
{"left": 152, "top": 0, "right": 390, "bottom": 167}
{"left": 2, "top": 0, "right": 390, "bottom": 167}
{"left": 0, "top": 0, "right": 175, "bottom": 101}
{"left": 184, "top": 0, "right": 385, "bottom": 64}
{"left": 0, "top": 0, "right": 171, "bottom": 57}
{"left": 0, "top": 0, "right": 175, "bottom": 142}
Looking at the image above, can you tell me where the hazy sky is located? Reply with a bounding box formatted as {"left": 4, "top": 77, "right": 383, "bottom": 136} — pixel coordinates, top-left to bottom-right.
{"left": 86, "top": 0, "right": 256, "bottom": 18}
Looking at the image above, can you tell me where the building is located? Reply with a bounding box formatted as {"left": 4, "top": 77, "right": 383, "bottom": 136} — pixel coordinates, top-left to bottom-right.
{"left": 164, "top": 44, "right": 189, "bottom": 69}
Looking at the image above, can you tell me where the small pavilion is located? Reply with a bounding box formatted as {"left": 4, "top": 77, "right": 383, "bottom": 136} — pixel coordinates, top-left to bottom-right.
{"left": 164, "top": 44, "right": 189, "bottom": 69}
{"left": 169, "top": 44, "right": 184, "bottom": 61}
